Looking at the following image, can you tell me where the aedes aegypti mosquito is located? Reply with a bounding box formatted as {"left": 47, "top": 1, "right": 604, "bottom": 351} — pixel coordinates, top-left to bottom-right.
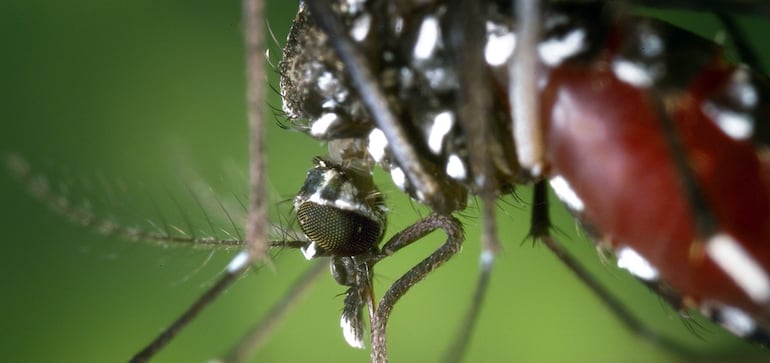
{"left": 4, "top": 0, "right": 770, "bottom": 362}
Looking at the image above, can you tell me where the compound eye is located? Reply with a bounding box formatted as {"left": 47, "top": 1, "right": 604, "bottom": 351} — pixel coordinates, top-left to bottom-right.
{"left": 297, "top": 202, "right": 382, "bottom": 256}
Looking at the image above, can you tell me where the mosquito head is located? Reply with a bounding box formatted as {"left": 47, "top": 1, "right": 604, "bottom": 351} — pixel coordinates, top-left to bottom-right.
{"left": 294, "top": 157, "right": 387, "bottom": 258}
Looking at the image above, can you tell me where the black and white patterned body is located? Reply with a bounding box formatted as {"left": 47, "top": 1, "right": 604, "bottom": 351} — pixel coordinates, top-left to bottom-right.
{"left": 281, "top": 0, "right": 770, "bottom": 348}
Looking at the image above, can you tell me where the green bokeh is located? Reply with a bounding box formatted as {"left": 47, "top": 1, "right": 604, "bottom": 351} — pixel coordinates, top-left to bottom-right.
{"left": 1, "top": 1, "right": 769, "bottom": 362}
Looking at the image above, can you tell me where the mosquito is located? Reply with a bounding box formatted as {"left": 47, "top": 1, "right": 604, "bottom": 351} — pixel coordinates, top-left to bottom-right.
{"left": 4, "top": 0, "right": 768, "bottom": 363}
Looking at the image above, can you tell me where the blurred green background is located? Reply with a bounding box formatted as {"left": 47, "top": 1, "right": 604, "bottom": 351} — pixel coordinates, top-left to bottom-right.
{"left": 2, "top": 1, "right": 770, "bottom": 362}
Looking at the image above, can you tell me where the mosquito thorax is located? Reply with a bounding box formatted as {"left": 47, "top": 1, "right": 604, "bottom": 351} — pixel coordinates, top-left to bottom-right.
{"left": 294, "top": 158, "right": 387, "bottom": 259}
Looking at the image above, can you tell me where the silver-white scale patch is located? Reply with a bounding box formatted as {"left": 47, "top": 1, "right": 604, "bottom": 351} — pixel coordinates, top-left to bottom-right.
{"left": 367, "top": 128, "right": 388, "bottom": 162}
{"left": 544, "top": 14, "right": 569, "bottom": 29}
{"left": 549, "top": 176, "right": 584, "bottom": 212}
{"left": 350, "top": 13, "right": 371, "bottom": 42}
{"left": 428, "top": 111, "right": 454, "bottom": 154}
{"left": 446, "top": 154, "right": 467, "bottom": 180}
{"left": 321, "top": 100, "right": 337, "bottom": 109}
{"left": 303, "top": 167, "right": 334, "bottom": 197}
{"left": 390, "top": 167, "right": 407, "bottom": 191}
{"left": 612, "top": 59, "right": 654, "bottom": 88}
{"left": 702, "top": 102, "right": 754, "bottom": 140}
{"left": 301, "top": 241, "right": 319, "bottom": 260}
{"left": 616, "top": 246, "right": 659, "bottom": 281}
{"left": 484, "top": 22, "right": 516, "bottom": 66}
{"left": 340, "top": 315, "right": 365, "bottom": 349}
{"left": 281, "top": 97, "right": 296, "bottom": 119}
{"left": 414, "top": 16, "right": 440, "bottom": 60}
{"left": 394, "top": 16, "right": 404, "bottom": 35}
{"left": 317, "top": 71, "right": 335, "bottom": 92}
{"left": 474, "top": 174, "right": 486, "bottom": 190}
{"left": 226, "top": 251, "right": 250, "bottom": 273}
{"left": 310, "top": 113, "right": 340, "bottom": 137}
{"left": 538, "top": 28, "right": 586, "bottom": 67}
{"left": 339, "top": 181, "right": 356, "bottom": 198}
{"left": 639, "top": 32, "right": 663, "bottom": 58}
{"left": 399, "top": 67, "right": 414, "bottom": 88}
{"left": 344, "top": 0, "right": 365, "bottom": 14}
{"left": 424, "top": 67, "right": 452, "bottom": 90}
{"left": 308, "top": 190, "right": 358, "bottom": 212}
{"left": 301, "top": 168, "right": 360, "bottom": 212}
{"left": 718, "top": 305, "right": 757, "bottom": 337}
{"left": 732, "top": 68, "right": 758, "bottom": 108}
{"left": 415, "top": 189, "right": 426, "bottom": 203}
{"left": 480, "top": 249, "right": 495, "bottom": 268}
{"left": 707, "top": 233, "right": 770, "bottom": 304}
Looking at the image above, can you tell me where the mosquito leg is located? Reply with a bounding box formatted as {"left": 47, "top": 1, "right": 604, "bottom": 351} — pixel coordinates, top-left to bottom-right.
{"left": 129, "top": 252, "right": 250, "bottom": 362}
{"left": 511, "top": 0, "right": 544, "bottom": 175}
{"left": 531, "top": 181, "right": 703, "bottom": 358}
{"left": 369, "top": 214, "right": 464, "bottom": 363}
{"left": 447, "top": 0, "right": 494, "bottom": 197}
{"left": 441, "top": 240, "right": 494, "bottom": 363}
{"left": 130, "top": 237, "right": 309, "bottom": 363}
{"left": 714, "top": 13, "right": 763, "bottom": 72}
{"left": 649, "top": 95, "right": 719, "bottom": 239}
{"left": 634, "top": 0, "right": 770, "bottom": 17}
{"left": 644, "top": 5, "right": 770, "bottom": 242}
{"left": 243, "top": 0, "right": 269, "bottom": 263}
{"left": 440, "top": 1, "right": 500, "bottom": 358}
{"left": 435, "top": 200, "right": 501, "bottom": 363}
{"left": 217, "top": 258, "right": 327, "bottom": 363}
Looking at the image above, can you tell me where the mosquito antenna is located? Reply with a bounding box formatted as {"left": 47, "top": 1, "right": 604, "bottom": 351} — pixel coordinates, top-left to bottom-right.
{"left": 147, "top": 187, "right": 176, "bottom": 239}
{"left": 166, "top": 186, "right": 199, "bottom": 238}
{"left": 5, "top": 153, "right": 244, "bottom": 248}
{"left": 217, "top": 196, "right": 244, "bottom": 242}
{"left": 185, "top": 183, "right": 220, "bottom": 239}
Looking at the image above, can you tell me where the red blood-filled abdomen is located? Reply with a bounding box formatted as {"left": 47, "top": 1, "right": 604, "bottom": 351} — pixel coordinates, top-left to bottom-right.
{"left": 543, "top": 62, "right": 770, "bottom": 325}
